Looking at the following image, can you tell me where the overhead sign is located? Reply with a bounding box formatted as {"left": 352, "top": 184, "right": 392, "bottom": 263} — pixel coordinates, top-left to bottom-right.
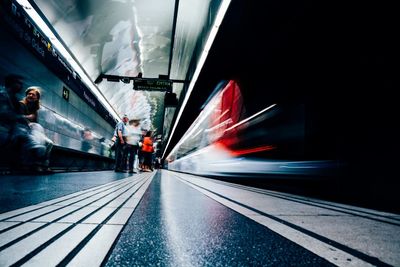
{"left": 133, "top": 78, "right": 172, "bottom": 92}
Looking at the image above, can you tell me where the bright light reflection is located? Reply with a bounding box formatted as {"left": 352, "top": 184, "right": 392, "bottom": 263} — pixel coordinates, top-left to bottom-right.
{"left": 163, "top": 0, "right": 232, "bottom": 158}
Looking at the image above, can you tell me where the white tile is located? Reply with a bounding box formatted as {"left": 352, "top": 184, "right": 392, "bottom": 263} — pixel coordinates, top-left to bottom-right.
{"left": 122, "top": 197, "right": 141, "bottom": 209}
{"left": 58, "top": 206, "right": 98, "bottom": 223}
{"left": 55, "top": 194, "right": 100, "bottom": 207}
{"left": 67, "top": 225, "right": 123, "bottom": 267}
{"left": 106, "top": 208, "right": 135, "bottom": 225}
{"left": 69, "top": 185, "right": 130, "bottom": 207}
{"left": 37, "top": 179, "right": 130, "bottom": 207}
{"left": 0, "top": 223, "right": 70, "bottom": 266}
{"left": 102, "top": 184, "right": 144, "bottom": 208}
{"left": 104, "top": 197, "right": 126, "bottom": 208}
{"left": 82, "top": 207, "right": 117, "bottom": 224}
{"left": 0, "top": 205, "right": 43, "bottom": 221}
{"left": 113, "top": 186, "right": 142, "bottom": 200}
{"left": 37, "top": 192, "right": 92, "bottom": 206}
{"left": 0, "top": 221, "right": 19, "bottom": 231}
{"left": 7, "top": 206, "right": 62, "bottom": 222}
{"left": 0, "top": 222, "right": 45, "bottom": 247}
{"left": 21, "top": 224, "right": 96, "bottom": 267}
{"left": 84, "top": 194, "right": 118, "bottom": 207}
{"left": 32, "top": 206, "right": 80, "bottom": 223}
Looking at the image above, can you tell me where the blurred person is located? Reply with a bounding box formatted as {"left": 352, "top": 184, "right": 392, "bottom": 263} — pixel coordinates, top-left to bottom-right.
{"left": 152, "top": 136, "right": 162, "bottom": 169}
{"left": 114, "top": 114, "right": 129, "bottom": 172}
{"left": 99, "top": 137, "right": 108, "bottom": 157}
{"left": 19, "top": 86, "right": 53, "bottom": 171}
{"left": 141, "top": 130, "right": 154, "bottom": 172}
{"left": 138, "top": 131, "right": 145, "bottom": 170}
{"left": 0, "top": 75, "right": 46, "bottom": 172}
{"left": 125, "top": 118, "right": 142, "bottom": 173}
{"left": 19, "top": 87, "right": 40, "bottom": 122}
{"left": 154, "top": 157, "right": 161, "bottom": 169}
{"left": 0, "top": 74, "right": 25, "bottom": 150}
{"left": 80, "top": 127, "right": 93, "bottom": 152}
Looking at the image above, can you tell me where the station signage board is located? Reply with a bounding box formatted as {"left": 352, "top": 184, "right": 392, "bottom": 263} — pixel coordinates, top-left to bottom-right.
{"left": 133, "top": 78, "right": 172, "bottom": 92}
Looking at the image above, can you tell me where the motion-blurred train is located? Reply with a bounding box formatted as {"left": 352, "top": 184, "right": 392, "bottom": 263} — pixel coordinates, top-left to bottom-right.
{"left": 166, "top": 80, "right": 338, "bottom": 178}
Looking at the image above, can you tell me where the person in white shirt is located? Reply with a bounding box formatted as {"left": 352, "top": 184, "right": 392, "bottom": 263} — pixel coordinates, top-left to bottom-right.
{"left": 114, "top": 114, "right": 129, "bottom": 172}
{"left": 125, "top": 118, "right": 142, "bottom": 173}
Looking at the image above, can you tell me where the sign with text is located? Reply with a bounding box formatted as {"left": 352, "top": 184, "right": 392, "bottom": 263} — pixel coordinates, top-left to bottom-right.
{"left": 133, "top": 78, "right": 172, "bottom": 92}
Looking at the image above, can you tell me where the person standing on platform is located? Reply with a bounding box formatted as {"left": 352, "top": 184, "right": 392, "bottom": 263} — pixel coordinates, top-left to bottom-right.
{"left": 141, "top": 130, "right": 154, "bottom": 172}
{"left": 125, "top": 118, "right": 142, "bottom": 173}
{"left": 114, "top": 114, "right": 129, "bottom": 172}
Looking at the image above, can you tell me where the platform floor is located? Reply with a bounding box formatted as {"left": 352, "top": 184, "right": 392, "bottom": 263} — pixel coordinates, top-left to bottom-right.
{"left": 0, "top": 170, "right": 399, "bottom": 266}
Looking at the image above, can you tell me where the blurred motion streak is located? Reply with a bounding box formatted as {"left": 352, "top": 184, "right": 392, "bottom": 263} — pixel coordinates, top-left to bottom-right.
{"left": 224, "top": 104, "right": 276, "bottom": 133}
{"left": 166, "top": 80, "right": 337, "bottom": 178}
{"left": 229, "top": 144, "right": 276, "bottom": 156}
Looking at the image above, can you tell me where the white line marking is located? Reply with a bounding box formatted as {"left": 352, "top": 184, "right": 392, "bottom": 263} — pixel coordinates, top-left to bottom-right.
{"left": 171, "top": 171, "right": 376, "bottom": 267}
{"left": 0, "top": 172, "right": 156, "bottom": 266}
{"left": 122, "top": 197, "right": 142, "bottom": 209}
{"left": 57, "top": 206, "right": 99, "bottom": 224}
{"left": 0, "top": 206, "right": 44, "bottom": 221}
{"left": 82, "top": 207, "right": 118, "bottom": 224}
{"left": 0, "top": 222, "right": 19, "bottom": 231}
{"left": 0, "top": 223, "right": 70, "bottom": 266}
{"left": 0, "top": 178, "right": 131, "bottom": 221}
{"left": 7, "top": 206, "right": 64, "bottom": 222}
{"left": 22, "top": 224, "right": 97, "bottom": 267}
{"left": 31, "top": 206, "right": 80, "bottom": 223}
{"left": 37, "top": 178, "right": 129, "bottom": 206}
{"left": 216, "top": 180, "right": 400, "bottom": 221}
{"left": 0, "top": 222, "right": 45, "bottom": 247}
{"left": 106, "top": 208, "right": 135, "bottom": 225}
{"left": 67, "top": 225, "right": 124, "bottom": 267}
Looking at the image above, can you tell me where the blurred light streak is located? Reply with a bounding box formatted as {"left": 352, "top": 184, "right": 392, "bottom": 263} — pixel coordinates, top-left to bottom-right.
{"left": 167, "top": 86, "right": 220, "bottom": 157}
{"left": 191, "top": 129, "right": 203, "bottom": 139}
{"left": 168, "top": 141, "right": 337, "bottom": 176}
{"left": 204, "top": 118, "right": 232, "bottom": 132}
{"left": 224, "top": 104, "right": 276, "bottom": 132}
{"left": 230, "top": 145, "right": 276, "bottom": 156}
{"left": 212, "top": 109, "right": 230, "bottom": 124}
{"left": 163, "top": 0, "right": 232, "bottom": 158}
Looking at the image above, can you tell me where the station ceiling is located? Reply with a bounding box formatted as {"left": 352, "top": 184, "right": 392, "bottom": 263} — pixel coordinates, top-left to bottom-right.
{"left": 31, "top": 0, "right": 223, "bottom": 139}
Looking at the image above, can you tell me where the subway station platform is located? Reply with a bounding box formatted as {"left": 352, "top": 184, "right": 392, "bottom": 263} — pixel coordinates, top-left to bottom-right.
{"left": 0, "top": 171, "right": 399, "bottom": 266}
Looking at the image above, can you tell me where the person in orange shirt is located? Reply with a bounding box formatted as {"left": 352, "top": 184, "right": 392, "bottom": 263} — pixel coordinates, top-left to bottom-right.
{"left": 141, "top": 131, "right": 154, "bottom": 172}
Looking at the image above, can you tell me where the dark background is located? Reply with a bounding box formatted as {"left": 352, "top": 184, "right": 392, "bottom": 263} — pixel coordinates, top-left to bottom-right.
{"left": 166, "top": 0, "right": 399, "bottom": 210}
